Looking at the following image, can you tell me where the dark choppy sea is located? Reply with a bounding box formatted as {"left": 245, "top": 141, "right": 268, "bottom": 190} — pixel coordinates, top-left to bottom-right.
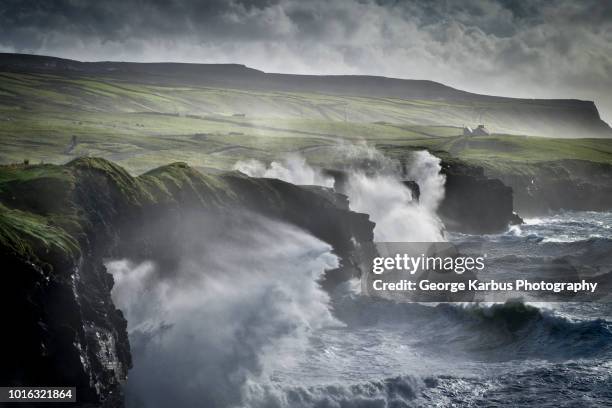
{"left": 244, "top": 212, "right": 612, "bottom": 407}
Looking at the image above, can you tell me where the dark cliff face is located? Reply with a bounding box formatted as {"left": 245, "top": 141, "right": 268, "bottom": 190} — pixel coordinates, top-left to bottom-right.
{"left": 439, "top": 162, "right": 522, "bottom": 234}
{"left": 485, "top": 160, "right": 612, "bottom": 216}
{"left": 0, "top": 161, "right": 133, "bottom": 407}
{"left": 372, "top": 145, "right": 522, "bottom": 234}
{"left": 0, "top": 158, "right": 374, "bottom": 407}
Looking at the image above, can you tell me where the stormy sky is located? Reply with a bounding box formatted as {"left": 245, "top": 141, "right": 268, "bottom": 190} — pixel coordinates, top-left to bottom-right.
{"left": 1, "top": 0, "right": 611, "bottom": 123}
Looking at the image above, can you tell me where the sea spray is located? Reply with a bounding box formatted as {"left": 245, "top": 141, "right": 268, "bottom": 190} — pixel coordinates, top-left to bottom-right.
{"left": 345, "top": 169, "right": 444, "bottom": 241}
{"left": 406, "top": 150, "right": 446, "bottom": 213}
{"left": 333, "top": 145, "right": 446, "bottom": 241}
{"left": 234, "top": 154, "right": 334, "bottom": 187}
{"left": 107, "top": 213, "right": 339, "bottom": 408}
{"left": 234, "top": 145, "right": 447, "bottom": 242}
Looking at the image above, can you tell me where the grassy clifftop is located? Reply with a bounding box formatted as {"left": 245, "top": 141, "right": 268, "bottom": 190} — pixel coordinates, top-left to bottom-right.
{"left": 1, "top": 54, "right": 612, "bottom": 176}
{"left": 379, "top": 134, "right": 612, "bottom": 175}
{"left": 0, "top": 157, "right": 373, "bottom": 268}
{"left": 2, "top": 53, "right": 610, "bottom": 139}
{"left": 0, "top": 158, "right": 231, "bottom": 262}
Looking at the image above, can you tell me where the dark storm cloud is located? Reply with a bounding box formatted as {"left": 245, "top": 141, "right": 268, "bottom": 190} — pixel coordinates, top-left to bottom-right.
{"left": 0, "top": 0, "right": 286, "bottom": 45}
{"left": 1, "top": 0, "right": 611, "bottom": 123}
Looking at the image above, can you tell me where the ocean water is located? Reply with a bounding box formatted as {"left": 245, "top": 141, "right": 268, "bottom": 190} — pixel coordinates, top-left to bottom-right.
{"left": 242, "top": 212, "right": 612, "bottom": 408}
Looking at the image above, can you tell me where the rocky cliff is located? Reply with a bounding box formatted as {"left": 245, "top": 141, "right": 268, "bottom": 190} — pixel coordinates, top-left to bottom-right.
{"left": 439, "top": 161, "right": 523, "bottom": 234}
{"left": 377, "top": 146, "right": 522, "bottom": 234}
{"left": 484, "top": 160, "right": 612, "bottom": 215}
{"left": 0, "top": 158, "right": 374, "bottom": 407}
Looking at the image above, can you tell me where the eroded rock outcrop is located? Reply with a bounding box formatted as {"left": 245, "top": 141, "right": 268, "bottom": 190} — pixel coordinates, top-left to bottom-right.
{"left": 439, "top": 161, "right": 523, "bottom": 234}
{"left": 485, "top": 160, "right": 612, "bottom": 216}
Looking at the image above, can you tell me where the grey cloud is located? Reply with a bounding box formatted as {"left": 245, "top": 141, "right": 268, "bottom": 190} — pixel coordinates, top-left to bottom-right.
{"left": 1, "top": 0, "right": 611, "bottom": 123}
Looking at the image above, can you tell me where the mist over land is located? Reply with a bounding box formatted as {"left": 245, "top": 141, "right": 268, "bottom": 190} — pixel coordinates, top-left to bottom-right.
{"left": 2, "top": 52, "right": 611, "bottom": 140}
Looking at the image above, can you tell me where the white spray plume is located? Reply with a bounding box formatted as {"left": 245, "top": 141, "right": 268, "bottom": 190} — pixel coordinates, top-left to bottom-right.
{"left": 234, "top": 147, "right": 446, "bottom": 242}
{"left": 107, "top": 213, "right": 339, "bottom": 408}
{"left": 344, "top": 148, "right": 446, "bottom": 242}
{"left": 234, "top": 154, "right": 334, "bottom": 187}
{"left": 346, "top": 172, "right": 444, "bottom": 242}
{"left": 406, "top": 150, "right": 446, "bottom": 212}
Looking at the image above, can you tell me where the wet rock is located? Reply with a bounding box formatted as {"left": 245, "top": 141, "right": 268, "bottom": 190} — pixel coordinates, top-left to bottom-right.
{"left": 440, "top": 162, "right": 522, "bottom": 234}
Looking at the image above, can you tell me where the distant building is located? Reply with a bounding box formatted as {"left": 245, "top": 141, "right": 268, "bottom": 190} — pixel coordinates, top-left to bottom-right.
{"left": 473, "top": 124, "right": 490, "bottom": 136}
{"left": 463, "top": 124, "right": 490, "bottom": 136}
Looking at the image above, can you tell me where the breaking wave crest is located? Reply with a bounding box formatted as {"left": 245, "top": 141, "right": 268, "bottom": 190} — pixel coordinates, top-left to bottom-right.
{"left": 436, "top": 301, "right": 612, "bottom": 360}
{"left": 241, "top": 358, "right": 612, "bottom": 408}
{"left": 243, "top": 374, "right": 489, "bottom": 408}
{"left": 332, "top": 285, "right": 612, "bottom": 361}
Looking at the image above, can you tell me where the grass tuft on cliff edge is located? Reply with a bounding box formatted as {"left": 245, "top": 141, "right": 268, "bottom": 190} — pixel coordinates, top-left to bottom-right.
{"left": 0, "top": 203, "right": 79, "bottom": 260}
{"left": 0, "top": 157, "right": 294, "bottom": 269}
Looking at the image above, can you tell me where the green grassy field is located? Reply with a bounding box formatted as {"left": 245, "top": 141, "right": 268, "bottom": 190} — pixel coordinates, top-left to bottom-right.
{"left": 1, "top": 70, "right": 612, "bottom": 176}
